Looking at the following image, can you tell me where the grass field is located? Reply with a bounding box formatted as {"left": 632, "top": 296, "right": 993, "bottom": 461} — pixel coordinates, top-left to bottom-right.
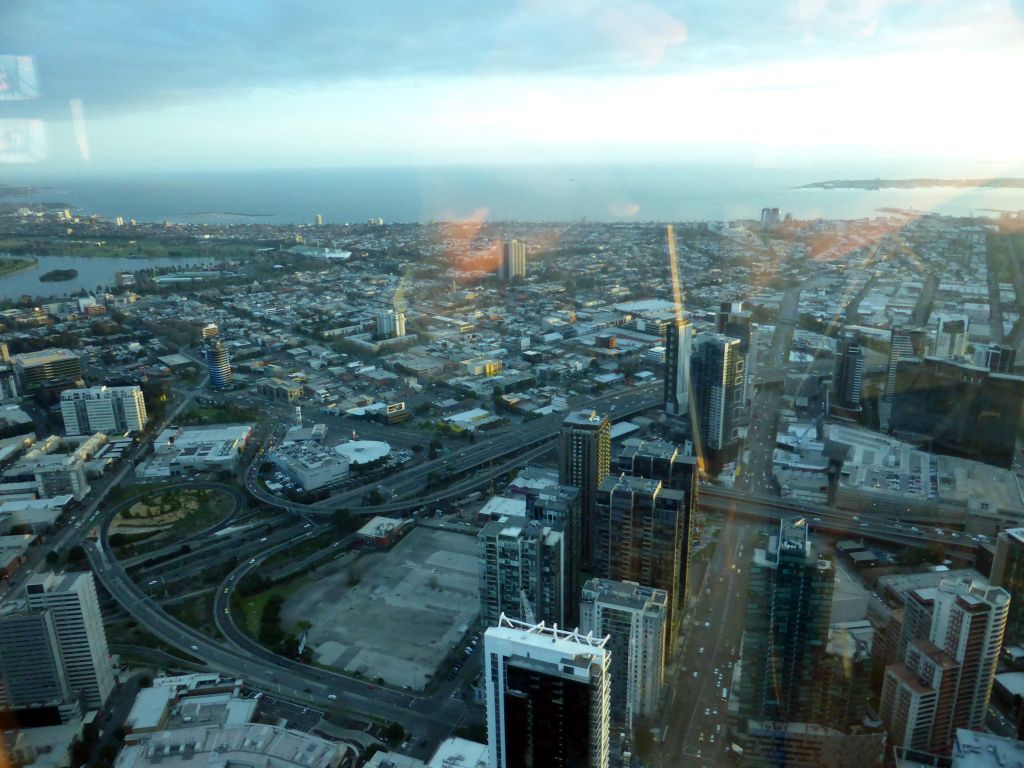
{"left": 0, "top": 235, "right": 257, "bottom": 261}
{"left": 239, "top": 576, "right": 312, "bottom": 637}
{"left": 0, "top": 256, "right": 35, "bottom": 277}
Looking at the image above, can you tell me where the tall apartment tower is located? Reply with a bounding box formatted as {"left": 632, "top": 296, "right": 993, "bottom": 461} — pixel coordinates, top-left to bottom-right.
{"left": 498, "top": 240, "right": 527, "bottom": 281}
{"left": 885, "top": 325, "right": 930, "bottom": 400}
{"left": 375, "top": 308, "right": 407, "bottom": 339}
{"left": 592, "top": 475, "right": 690, "bottom": 652}
{"left": 740, "top": 517, "right": 835, "bottom": 723}
{"left": 932, "top": 314, "right": 970, "bottom": 360}
{"left": 832, "top": 333, "right": 865, "bottom": 413}
{"left": 0, "top": 610, "right": 73, "bottom": 715}
{"left": 559, "top": 410, "right": 610, "bottom": 566}
{"left": 690, "top": 333, "right": 745, "bottom": 451}
{"left": 991, "top": 528, "right": 1024, "bottom": 647}
{"left": 478, "top": 516, "right": 566, "bottom": 629}
{"left": 579, "top": 578, "right": 668, "bottom": 726}
{"left": 880, "top": 577, "right": 1009, "bottom": 753}
{"left": 204, "top": 340, "right": 233, "bottom": 389}
{"left": 663, "top": 318, "right": 693, "bottom": 418}
{"left": 200, "top": 322, "right": 218, "bottom": 339}
{"left": 24, "top": 572, "right": 114, "bottom": 710}
{"left": 60, "top": 385, "right": 148, "bottom": 436}
{"left": 485, "top": 615, "right": 610, "bottom": 768}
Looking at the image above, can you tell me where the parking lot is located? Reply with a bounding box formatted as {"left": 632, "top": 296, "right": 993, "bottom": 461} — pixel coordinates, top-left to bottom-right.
{"left": 280, "top": 526, "right": 480, "bottom": 690}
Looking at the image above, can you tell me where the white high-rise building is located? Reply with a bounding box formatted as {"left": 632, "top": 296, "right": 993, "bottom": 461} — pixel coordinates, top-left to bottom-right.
{"left": 485, "top": 615, "right": 610, "bottom": 768}
{"left": 60, "top": 385, "right": 148, "bottom": 436}
{"left": 375, "top": 308, "right": 406, "bottom": 339}
{"left": 663, "top": 318, "right": 692, "bottom": 417}
{"left": 25, "top": 572, "right": 114, "bottom": 710}
{"left": 498, "top": 240, "right": 527, "bottom": 281}
{"left": 880, "top": 577, "right": 1009, "bottom": 753}
{"left": 579, "top": 578, "right": 668, "bottom": 725}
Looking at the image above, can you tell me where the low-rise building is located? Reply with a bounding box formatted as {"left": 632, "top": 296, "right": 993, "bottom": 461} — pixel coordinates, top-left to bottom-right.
{"left": 270, "top": 442, "right": 349, "bottom": 491}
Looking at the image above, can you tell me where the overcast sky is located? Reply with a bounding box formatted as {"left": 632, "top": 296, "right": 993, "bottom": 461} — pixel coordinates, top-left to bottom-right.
{"left": 2, "top": 0, "right": 1023, "bottom": 173}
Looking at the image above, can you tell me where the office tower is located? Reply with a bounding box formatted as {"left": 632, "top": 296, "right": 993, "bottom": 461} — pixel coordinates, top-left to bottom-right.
{"left": 885, "top": 325, "right": 930, "bottom": 400}
{"left": 12, "top": 348, "right": 83, "bottom": 392}
{"left": 975, "top": 343, "right": 1017, "bottom": 373}
{"left": 832, "top": 333, "right": 865, "bottom": 414}
{"left": 890, "top": 356, "right": 1024, "bottom": 469}
{"left": 60, "top": 385, "right": 148, "bottom": 436}
{"left": 375, "top": 308, "right": 406, "bottom": 339}
{"left": 25, "top": 572, "right": 114, "bottom": 710}
{"left": 740, "top": 518, "right": 835, "bottom": 723}
{"left": 315, "top": 213, "right": 323, "bottom": 226}
{"left": 663, "top": 319, "right": 693, "bottom": 417}
{"left": 761, "top": 207, "right": 781, "bottom": 227}
{"left": 478, "top": 516, "right": 566, "bottom": 628}
{"left": 579, "top": 578, "right": 667, "bottom": 726}
{"left": 201, "top": 322, "right": 218, "bottom": 339}
{"left": 880, "top": 577, "right": 1009, "bottom": 753}
{"left": 485, "top": 615, "right": 610, "bottom": 768}
{"left": 204, "top": 340, "right": 232, "bottom": 389}
{"left": 933, "top": 314, "right": 970, "bottom": 360}
{"left": 0, "top": 610, "right": 72, "bottom": 711}
{"left": 34, "top": 455, "right": 90, "bottom": 500}
{"left": 559, "top": 409, "right": 610, "bottom": 566}
{"left": 690, "top": 332, "right": 744, "bottom": 451}
{"left": 498, "top": 240, "right": 527, "bottom": 281}
{"left": 593, "top": 476, "right": 689, "bottom": 651}
{"left": 991, "top": 528, "right": 1024, "bottom": 647}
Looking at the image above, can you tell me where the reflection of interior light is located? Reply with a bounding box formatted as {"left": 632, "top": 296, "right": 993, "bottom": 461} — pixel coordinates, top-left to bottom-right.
{"left": 0, "top": 55, "right": 40, "bottom": 101}
{"left": 70, "top": 98, "right": 91, "bottom": 162}
{"left": 0, "top": 119, "right": 47, "bottom": 163}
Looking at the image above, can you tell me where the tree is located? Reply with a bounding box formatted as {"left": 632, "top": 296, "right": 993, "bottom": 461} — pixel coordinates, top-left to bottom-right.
{"left": 367, "top": 489, "right": 383, "bottom": 506}
{"left": 45, "top": 549, "right": 60, "bottom": 568}
{"left": 383, "top": 722, "right": 405, "bottom": 745}
{"left": 428, "top": 438, "right": 443, "bottom": 459}
{"left": 68, "top": 545, "right": 86, "bottom": 563}
{"left": 139, "top": 675, "right": 153, "bottom": 688}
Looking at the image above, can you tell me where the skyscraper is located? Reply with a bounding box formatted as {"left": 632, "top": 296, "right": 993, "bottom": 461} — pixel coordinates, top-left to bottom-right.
{"left": 885, "top": 325, "right": 930, "bottom": 400}
{"left": 485, "top": 615, "right": 610, "bottom": 768}
{"left": 60, "top": 385, "right": 148, "bottom": 436}
{"left": 478, "top": 516, "right": 566, "bottom": 628}
{"left": 204, "top": 340, "right": 232, "bottom": 389}
{"left": 880, "top": 577, "right": 1009, "bottom": 753}
{"left": 740, "top": 517, "right": 835, "bottom": 723}
{"left": 25, "top": 572, "right": 114, "bottom": 710}
{"left": 579, "top": 578, "right": 668, "bottom": 726}
{"left": 933, "top": 314, "right": 970, "bottom": 360}
{"left": 663, "top": 318, "right": 693, "bottom": 417}
{"left": 991, "top": 528, "right": 1024, "bottom": 647}
{"left": 832, "top": 333, "right": 865, "bottom": 414}
{"left": 690, "top": 332, "right": 744, "bottom": 452}
{"left": 975, "top": 343, "right": 1016, "bottom": 373}
{"left": 592, "top": 475, "right": 690, "bottom": 651}
{"left": 559, "top": 409, "right": 610, "bottom": 566}
{"left": 375, "top": 307, "right": 407, "bottom": 338}
{"left": 498, "top": 240, "right": 527, "bottom": 281}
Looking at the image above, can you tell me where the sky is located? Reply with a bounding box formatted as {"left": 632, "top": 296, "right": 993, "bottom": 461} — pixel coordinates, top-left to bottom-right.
{"left": 1, "top": 0, "right": 1023, "bottom": 174}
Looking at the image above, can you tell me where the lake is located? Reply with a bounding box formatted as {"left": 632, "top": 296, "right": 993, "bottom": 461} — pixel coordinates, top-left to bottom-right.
{"left": 0, "top": 254, "right": 217, "bottom": 302}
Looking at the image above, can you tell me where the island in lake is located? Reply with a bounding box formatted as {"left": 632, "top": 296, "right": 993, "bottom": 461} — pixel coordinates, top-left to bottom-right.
{"left": 800, "top": 178, "right": 1024, "bottom": 190}
{"left": 39, "top": 268, "right": 78, "bottom": 283}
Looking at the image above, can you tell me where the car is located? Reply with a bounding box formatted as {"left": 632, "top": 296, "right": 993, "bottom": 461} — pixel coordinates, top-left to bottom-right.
{"left": 190, "top": 644, "right": 199, "bottom": 651}
{"left": 259, "top": 537, "right": 268, "bottom": 542}
{"left": 698, "top": 646, "right": 705, "bottom": 654}
{"left": 327, "top": 693, "right": 337, "bottom": 701}
{"left": 149, "top": 579, "right": 158, "bottom": 586}
{"left": 249, "top": 558, "right": 256, "bottom": 563}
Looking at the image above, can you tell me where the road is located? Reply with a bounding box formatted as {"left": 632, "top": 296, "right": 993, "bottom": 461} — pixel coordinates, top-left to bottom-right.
{"left": 655, "top": 518, "right": 759, "bottom": 766}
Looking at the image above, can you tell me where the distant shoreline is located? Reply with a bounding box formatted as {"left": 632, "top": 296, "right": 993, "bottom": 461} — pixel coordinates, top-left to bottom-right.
{"left": 800, "top": 178, "right": 1024, "bottom": 191}
{"left": 179, "top": 211, "right": 273, "bottom": 218}
{"left": 0, "top": 255, "right": 38, "bottom": 279}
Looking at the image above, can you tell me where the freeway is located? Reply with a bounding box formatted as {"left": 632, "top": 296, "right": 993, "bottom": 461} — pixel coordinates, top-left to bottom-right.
{"left": 699, "top": 485, "right": 980, "bottom": 553}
